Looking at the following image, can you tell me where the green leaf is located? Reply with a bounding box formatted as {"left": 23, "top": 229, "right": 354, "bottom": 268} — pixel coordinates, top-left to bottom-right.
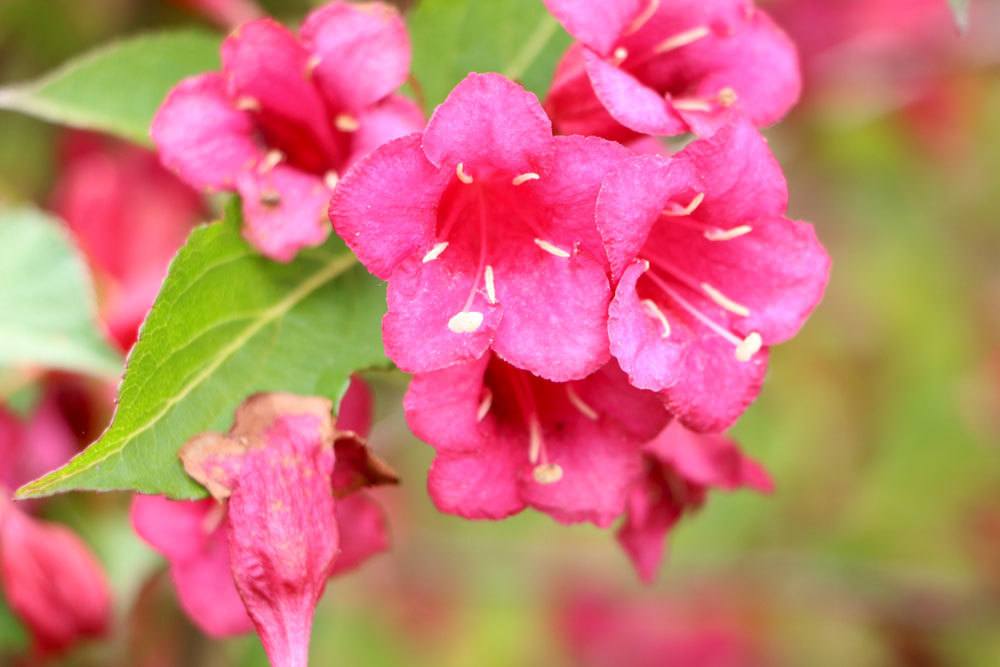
{"left": 0, "top": 29, "right": 220, "bottom": 146}
{"left": 18, "top": 204, "right": 387, "bottom": 500}
{"left": 948, "top": 0, "right": 970, "bottom": 31}
{"left": 408, "top": 0, "right": 570, "bottom": 111}
{"left": 0, "top": 207, "right": 122, "bottom": 377}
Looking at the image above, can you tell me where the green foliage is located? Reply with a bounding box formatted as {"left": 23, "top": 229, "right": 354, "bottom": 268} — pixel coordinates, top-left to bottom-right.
{"left": 0, "top": 207, "right": 121, "bottom": 378}
{"left": 0, "top": 30, "right": 219, "bottom": 146}
{"left": 18, "top": 204, "right": 387, "bottom": 500}
{"left": 407, "top": 0, "right": 570, "bottom": 112}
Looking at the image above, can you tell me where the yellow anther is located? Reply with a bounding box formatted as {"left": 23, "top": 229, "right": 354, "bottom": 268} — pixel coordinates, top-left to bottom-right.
{"left": 335, "top": 113, "right": 360, "bottom": 132}
{"left": 718, "top": 87, "right": 738, "bottom": 107}
{"left": 447, "top": 311, "right": 484, "bottom": 334}
{"left": 734, "top": 332, "right": 763, "bottom": 362}
{"left": 612, "top": 46, "right": 629, "bottom": 64}
{"left": 704, "top": 225, "right": 752, "bottom": 241}
{"left": 258, "top": 149, "right": 284, "bottom": 174}
{"left": 662, "top": 192, "right": 705, "bottom": 217}
{"left": 456, "top": 162, "right": 474, "bottom": 184}
{"left": 235, "top": 96, "right": 261, "bottom": 111}
{"left": 484, "top": 265, "right": 497, "bottom": 304}
{"left": 259, "top": 190, "right": 281, "bottom": 207}
{"left": 672, "top": 98, "right": 713, "bottom": 112}
{"left": 533, "top": 463, "right": 564, "bottom": 484}
{"left": 477, "top": 388, "right": 493, "bottom": 421}
{"left": 528, "top": 418, "right": 543, "bottom": 464}
{"left": 701, "top": 283, "right": 750, "bottom": 317}
{"left": 306, "top": 55, "right": 322, "bottom": 76}
{"left": 512, "top": 172, "right": 541, "bottom": 186}
{"left": 324, "top": 171, "right": 340, "bottom": 190}
{"left": 534, "top": 238, "right": 570, "bottom": 258}
{"left": 422, "top": 241, "right": 449, "bottom": 263}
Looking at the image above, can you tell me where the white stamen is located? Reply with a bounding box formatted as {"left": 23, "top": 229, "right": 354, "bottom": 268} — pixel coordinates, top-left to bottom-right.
{"left": 456, "top": 162, "right": 474, "bottom": 184}
{"left": 528, "top": 417, "right": 543, "bottom": 464}
{"left": 612, "top": 46, "right": 629, "bottom": 64}
{"left": 734, "top": 332, "right": 763, "bottom": 362}
{"left": 718, "top": 86, "right": 738, "bottom": 107}
{"left": 654, "top": 25, "right": 711, "bottom": 54}
{"left": 662, "top": 192, "right": 705, "bottom": 217}
{"left": 566, "top": 385, "right": 598, "bottom": 420}
{"left": 324, "top": 171, "right": 340, "bottom": 190}
{"left": 422, "top": 241, "right": 449, "bottom": 263}
{"left": 484, "top": 264, "right": 497, "bottom": 304}
{"left": 641, "top": 299, "right": 672, "bottom": 338}
{"left": 235, "top": 96, "right": 260, "bottom": 111}
{"left": 701, "top": 282, "right": 751, "bottom": 317}
{"left": 512, "top": 172, "right": 541, "bottom": 186}
{"left": 533, "top": 463, "right": 564, "bottom": 485}
{"left": 306, "top": 54, "right": 322, "bottom": 76}
{"left": 534, "top": 238, "right": 571, "bottom": 258}
{"left": 447, "top": 311, "right": 484, "bottom": 334}
{"left": 477, "top": 388, "right": 493, "bottom": 421}
{"left": 705, "top": 225, "right": 752, "bottom": 241}
{"left": 258, "top": 149, "right": 284, "bottom": 174}
{"left": 672, "top": 98, "right": 713, "bottom": 112}
{"left": 335, "top": 113, "right": 360, "bottom": 132}
{"left": 625, "top": 0, "right": 660, "bottom": 34}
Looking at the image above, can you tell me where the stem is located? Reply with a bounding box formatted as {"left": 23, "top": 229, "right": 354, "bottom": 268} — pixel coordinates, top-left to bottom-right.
{"left": 503, "top": 14, "right": 560, "bottom": 82}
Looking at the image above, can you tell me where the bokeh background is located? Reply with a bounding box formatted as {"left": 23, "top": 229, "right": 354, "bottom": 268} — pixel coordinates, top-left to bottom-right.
{"left": 1, "top": 0, "right": 999, "bottom": 665}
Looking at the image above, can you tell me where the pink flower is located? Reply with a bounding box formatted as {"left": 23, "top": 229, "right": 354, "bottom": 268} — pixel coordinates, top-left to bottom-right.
{"left": 133, "top": 384, "right": 392, "bottom": 665}
{"left": 0, "top": 495, "right": 111, "bottom": 657}
{"left": 331, "top": 73, "right": 633, "bottom": 379}
{"left": 0, "top": 394, "right": 77, "bottom": 493}
{"left": 152, "top": 1, "right": 422, "bottom": 262}
{"left": 617, "top": 422, "right": 772, "bottom": 582}
{"left": 597, "top": 120, "right": 830, "bottom": 432}
{"left": 169, "top": 0, "right": 264, "bottom": 29}
{"left": 544, "top": 0, "right": 801, "bottom": 139}
{"left": 51, "top": 132, "right": 202, "bottom": 350}
{"left": 404, "top": 353, "right": 669, "bottom": 526}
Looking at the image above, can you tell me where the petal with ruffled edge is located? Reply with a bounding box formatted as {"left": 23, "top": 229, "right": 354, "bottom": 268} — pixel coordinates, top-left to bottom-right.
{"left": 348, "top": 95, "right": 426, "bottom": 168}
{"left": 403, "top": 355, "right": 489, "bottom": 454}
{"left": 422, "top": 73, "right": 552, "bottom": 174}
{"left": 151, "top": 73, "right": 260, "bottom": 191}
{"left": 236, "top": 165, "right": 330, "bottom": 262}
{"left": 543, "top": 0, "right": 646, "bottom": 56}
{"left": 300, "top": 1, "right": 410, "bottom": 111}
{"left": 427, "top": 433, "right": 526, "bottom": 521}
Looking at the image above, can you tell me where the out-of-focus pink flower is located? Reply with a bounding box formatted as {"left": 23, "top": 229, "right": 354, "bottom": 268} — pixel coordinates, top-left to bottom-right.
{"left": 170, "top": 0, "right": 263, "bottom": 29}
{"left": 544, "top": 0, "right": 800, "bottom": 140}
{"left": 0, "top": 495, "right": 111, "bottom": 657}
{"left": 597, "top": 119, "right": 830, "bottom": 432}
{"left": 0, "top": 394, "right": 77, "bottom": 493}
{"left": 331, "top": 73, "right": 632, "bottom": 380}
{"left": 556, "top": 586, "right": 766, "bottom": 667}
{"left": 51, "top": 132, "right": 203, "bottom": 350}
{"left": 134, "top": 386, "right": 392, "bottom": 665}
{"left": 618, "top": 422, "right": 772, "bottom": 582}
{"left": 405, "top": 353, "right": 669, "bottom": 526}
{"left": 153, "top": 1, "right": 422, "bottom": 262}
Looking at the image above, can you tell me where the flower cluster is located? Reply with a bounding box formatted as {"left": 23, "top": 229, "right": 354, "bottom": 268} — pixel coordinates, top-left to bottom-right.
{"left": 328, "top": 0, "right": 829, "bottom": 582}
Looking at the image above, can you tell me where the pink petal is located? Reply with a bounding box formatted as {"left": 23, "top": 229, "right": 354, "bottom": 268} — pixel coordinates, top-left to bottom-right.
{"left": 616, "top": 466, "right": 684, "bottom": 583}
{"left": 428, "top": 440, "right": 526, "bottom": 520}
{"left": 572, "top": 361, "right": 671, "bottom": 442}
{"left": 151, "top": 73, "right": 260, "bottom": 190}
{"left": 330, "top": 134, "right": 446, "bottom": 280}
{"left": 329, "top": 492, "right": 390, "bottom": 575}
{"left": 583, "top": 49, "right": 687, "bottom": 137}
{"left": 543, "top": 0, "right": 646, "bottom": 56}
{"left": 300, "top": 1, "right": 411, "bottom": 111}
{"left": 646, "top": 422, "right": 774, "bottom": 492}
{"left": 236, "top": 165, "right": 331, "bottom": 262}
{"left": 403, "top": 355, "right": 490, "bottom": 454}
{"left": 348, "top": 94, "right": 426, "bottom": 168}
{"left": 546, "top": 44, "right": 639, "bottom": 142}
{"left": 3, "top": 394, "right": 77, "bottom": 491}
{"left": 336, "top": 375, "right": 373, "bottom": 438}
{"left": 331, "top": 436, "right": 399, "bottom": 496}
{"left": 422, "top": 73, "right": 552, "bottom": 174}
{"left": 130, "top": 494, "right": 216, "bottom": 562}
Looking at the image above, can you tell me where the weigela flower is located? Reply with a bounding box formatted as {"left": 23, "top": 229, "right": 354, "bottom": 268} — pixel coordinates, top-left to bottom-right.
{"left": 597, "top": 120, "right": 830, "bottom": 432}
{"left": 170, "top": 0, "right": 263, "bottom": 29}
{"left": 153, "top": 1, "right": 422, "bottom": 261}
{"left": 132, "top": 380, "right": 392, "bottom": 657}
{"left": 617, "top": 422, "right": 772, "bottom": 582}
{"left": 544, "top": 0, "right": 801, "bottom": 139}
{"left": 0, "top": 395, "right": 77, "bottom": 494}
{"left": 0, "top": 496, "right": 111, "bottom": 656}
{"left": 51, "top": 132, "right": 202, "bottom": 350}
{"left": 331, "top": 73, "right": 633, "bottom": 380}
{"left": 404, "top": 353, "right": 669, "bottom": 526}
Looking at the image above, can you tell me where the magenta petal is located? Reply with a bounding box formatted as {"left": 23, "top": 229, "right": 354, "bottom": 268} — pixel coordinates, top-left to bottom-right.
{"left": 422, "top": 73, "right": 552, "bottom": 174}
{"left": 428, "top": 440, "right": 526, "bottom": 520}
{"left": 616, "top": 467, "right": 683, "bottom": 583}
{"left": 330, "top": 134, "right": 444, "bottom": 279}
{"left": 151, "top": 73, "right": 260, "bottom": 190}
{"left": 337, "top": 376, "right": 373, "bottom": 438}
{"left": 546, "top": 45, "right": 637, "bottom": 142}
{"left": 574, "top": 362, "right": 671, "bottom": 442}
{"left": 647, "top": 423, "right": 774, "bottom": 493}
{"left": 583, "top": 50, "right": 687, "bottom": 137}
{"left": 403, "top": 356, "right": 490, "bottom": 454}
{"left": 348, "top": 95, "right": 426, "bottom": 168}
{"left": 543, "top": 0, "right": 645, "bottom": 56}
{"left": 130, "top": 495, "right": 215, "bottom": 562}
{"left": 329, "top": 492, "right": 390, "bottom": 575}
{"left": 236, "top": 166, "right": 330, "bottom": 262}
{"left": 300, "top": 1, "right": 410, "bottom": 111}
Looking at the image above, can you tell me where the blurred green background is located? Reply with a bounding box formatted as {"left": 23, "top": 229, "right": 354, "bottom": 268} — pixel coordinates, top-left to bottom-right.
{"left": 1, "top": 0, "right": 999, "bottom": 665}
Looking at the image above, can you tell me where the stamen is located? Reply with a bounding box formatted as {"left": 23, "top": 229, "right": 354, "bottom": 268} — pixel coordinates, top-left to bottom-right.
{"left": 235, "top": 96, "right": 260, "bottom": 111}
{"left": 422, "top": 241, "right": 449, "bottom": 263}
{"left": 484, "top": 265, "right": 497, "bottom": 304}
{"left": 641, "top": 299, "right": 671, "bottom": 338}
{"left": 566, "top": 385, "right": 599, "bottom": 420}
{"left": 305, "top": 55, "right": 322, "bottom": 77}
{"left": 258, "top": 149, "right": 284, "bottom": 174}
{"left": 324, "top": 171, "right": 340, "bottom": 190}
{"left": 533, "top": 463, "right": 564, "bottom": 485}
{"left": 534, "top": 238, "right": 571, "bottom": 258}
{"left": 612, "top": 46, "right": 629, "bottom": 64}
{"left": 259, "top": 190, "right": 281, "bottom": 207}
{"left": 528, "top": 417, "right": 543, "bottom": 464}
{"left": 662, "top": 192, "right": 705, "bottom": 217}
{"left": 625, "top": 0, "right": 660, "bottom": 35}
{"left": 644, "top": 269, "right": 743, "bottom": 348}
{"left": 672, "top": 98, "right": 713, "bottom": 113}
{"left": 718, "top": 86, "right": 738, "bottom": 107}
{"left": 456, "top": 162, "right": 474, "bottom": 184}
{"left": 705, "top": 225, "right": 752, "bottom": 241}
{"left": 512, "top": 172, "right": 541, "bottom": 186}
{"left": 700, "top": 283, "right": 750, "bottom": 317}
{"left": 654, "top": 25, "right": 711, "bottom": 54}
{"left": 335, "top": 114, "right": 360, "bottom": 132}
{"left": 477, "top": 388, "right": 493, "bottom": 421}
{"left": 734, "top": 332, "right": 763, "bottom": 362}
{"left": 447, "top": 311, "right": 484, "bottom": 334}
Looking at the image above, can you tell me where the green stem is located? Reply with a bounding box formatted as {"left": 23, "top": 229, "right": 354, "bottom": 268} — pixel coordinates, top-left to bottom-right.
{"left": 503, "top": 14, "right": 560, "bottom": 82}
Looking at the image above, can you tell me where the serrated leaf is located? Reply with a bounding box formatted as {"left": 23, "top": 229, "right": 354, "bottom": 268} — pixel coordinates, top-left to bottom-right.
{"left": 0, "top": 29, "right": 219, "bottom": 146}
{"left": 408, "top": 0, "right": 570, "bottom": 111}
{"left": 948, "top": 0, "right": 970, "bottom": 31}
{"left": 18, "top": 205, "right": 387, "bottom": 500}
{"left": 0, "top": 207, "right": 122, "bottom": 377}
